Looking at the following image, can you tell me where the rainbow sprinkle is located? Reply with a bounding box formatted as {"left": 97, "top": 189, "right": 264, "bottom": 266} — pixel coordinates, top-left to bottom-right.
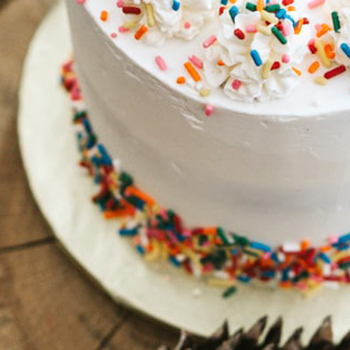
{"left": 62, "top": 60, "right": 350, "bottom": 297}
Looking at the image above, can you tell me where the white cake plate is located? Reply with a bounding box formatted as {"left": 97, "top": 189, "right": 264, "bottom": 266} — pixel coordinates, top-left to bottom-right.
{"left": 18, "top": 0, "right": 350, "bottom": 342}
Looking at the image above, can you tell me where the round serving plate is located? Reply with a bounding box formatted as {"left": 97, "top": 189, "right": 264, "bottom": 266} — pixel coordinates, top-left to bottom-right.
{"left": 18, "top": 0, "right": 350, "bottom": 342}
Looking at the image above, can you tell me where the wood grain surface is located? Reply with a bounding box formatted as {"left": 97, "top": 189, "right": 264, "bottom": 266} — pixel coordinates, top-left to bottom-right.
{"left": 0, "top": 1, "right": 179, "bottom": 348}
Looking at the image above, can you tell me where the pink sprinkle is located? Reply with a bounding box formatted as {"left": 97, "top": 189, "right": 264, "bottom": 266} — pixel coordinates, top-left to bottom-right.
{"left": 232, "top": 79, "right": 242, "bottom": 90}
{"left": 110, "top": 32, "right": 118, "bottom": 38}
{"left": 118, "top": 26, "right": 129, "bottom": 33}
{"left": 315, "top": 23, "right": 322, "bottom": 32}
{"left": 155, "top": 56, "right": 167, "bottom": 71}
{"left": 76, "top": 0, "right": 86, "bottom": 4}
{"left": 246, "top": 24, "right": 257, "bottom": 33}
{"left": 189, "top": 55, "right": 203, "bottom": 69}
{"left": 328, "top": 235, "right": 338, "bottom": 244}
{"left": 308, "top": 0, "right": 325, "bottom": 9}
{"left": 184, "top": 21, "right": 191, "bottom": 29}
{"left": 205, "top": 104, "right": 214, "bottom": 116}
{"left": 116, "top": 0, "right": 124, "bottom": 7}
{"left": 203, "top": 35, "right": 217, "bottom": 48}
{"left": 281, "top": 54, "right": 290, "bottom": 63}
{"left": 282, "top": 24, "right": 291, "bottom": 37}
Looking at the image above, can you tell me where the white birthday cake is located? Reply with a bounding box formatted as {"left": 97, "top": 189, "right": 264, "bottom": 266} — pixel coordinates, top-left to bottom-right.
{"left": 63, "top": 0, "right": 350, "bottom": 293}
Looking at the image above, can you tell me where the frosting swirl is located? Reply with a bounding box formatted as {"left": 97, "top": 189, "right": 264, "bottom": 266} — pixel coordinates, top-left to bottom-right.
{"left": 121, "top": 0, "right": 219, "bottom": 45}
{"left": 203, "top": 0, "right": 311, "bottom": 101}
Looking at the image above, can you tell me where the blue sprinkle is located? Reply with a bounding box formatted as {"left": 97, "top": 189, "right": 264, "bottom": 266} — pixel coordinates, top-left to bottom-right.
{"left": 337, "top": 244, "right": 349, "bottom": 251}
{"left": 339, "top": 232, "right": 350, "bottom": 244}
{"left": 97, "top": 144, "right": 113, "bottom": 166}
{"left": 341, "top": 43, "right": 350, "bottom": 59}
{"left": 136, "top": 245, "right": 145, "bottom": 255}
{"left": 285, "top": 14, "right": 296, "bottom": 27}
{"left": 169, "top": 256, "right": 181, "bottom": 267}
{"left": 229, "top": 6, "right": 239, "bottom": 23}
{"left": 270, "top": 252, "right": 280, "bottom": 263}
{"left": 119, "top": 227, "right": 139, "bottom": 236}
{"left": 221, "top": 0, "right": 228, "bottom": 4}
{"left": 281, "top": 268, "right": 290, "bottom": 281}
{"left": 238, "top": 275, "right": 251, "bottom": 283}
{"left": 172, "top": 0, "right": 180, "bottom": 11}
{"left": 231, "top": 249, "right": 239, "bottom": 255}
{"left": 276, "top": 9, "right": 286, "bottom": 19}
{"left": 250, "top": 241, "right": 272, "bottom": 252}
{"left": 250, "top": 50, "right": 263, "bottom": 66}
{"left": 82, "top": 118, "right": 92, "bottom": 133}
{"left": 319, "top": 252, "right": 331, "bottom": 264}
{"left": 262, "top": 270, "right": 275, "bottom": 278}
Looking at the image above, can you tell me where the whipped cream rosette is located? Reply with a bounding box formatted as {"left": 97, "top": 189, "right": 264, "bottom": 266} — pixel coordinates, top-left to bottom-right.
{"left": 120, "top": 0, "right": 220, "bottom": 45}
{"left": 203, "top": 0, "right": 310, "bottom": 101}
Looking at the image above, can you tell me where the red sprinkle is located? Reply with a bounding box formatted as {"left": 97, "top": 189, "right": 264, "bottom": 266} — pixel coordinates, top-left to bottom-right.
{"left": 122, "top": 6, "right": 141, "bottom": 14}
{"left": 324, "top": 65, "right": 346, "bottom": 79}
{"left": 234, "top": 28, "right": 245, "bottom": 40}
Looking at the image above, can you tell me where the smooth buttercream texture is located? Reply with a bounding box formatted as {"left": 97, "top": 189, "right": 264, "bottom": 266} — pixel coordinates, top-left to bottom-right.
{"left": 66, "top": 0, "right": 350, "bottom": 245}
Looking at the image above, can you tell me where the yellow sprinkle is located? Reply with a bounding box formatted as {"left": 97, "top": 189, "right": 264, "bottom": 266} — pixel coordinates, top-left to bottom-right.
{"left": 207, "top": 279, "right": 236, "bottom": 288}
{"left": 314, "top": 76, "right": 328, "bottom": 85}
{"left": 145, "top": 3, "right": 155, "bottom": 27}
{"left": 144, "top": 239, "right": 160, "bottom": 262}
{"left": 261, "top": 10, "right": 278, "bottom": 24}
{"left": 160, "top": 242, "right": 169, "bottom": 260}
{"left": 257, "top": 24, "right": 271, "bottom": 36}
{"left": 262, "top": 58, "right": 274, "bottom": 80}
{"left": 123, "top": 21, "right": 138, "bottom": 29}
{"left": 315, "top": 40, "right": 332, "bottom": 68}
{"left": 199, "top": 88, "right": 211, "bottom": 97}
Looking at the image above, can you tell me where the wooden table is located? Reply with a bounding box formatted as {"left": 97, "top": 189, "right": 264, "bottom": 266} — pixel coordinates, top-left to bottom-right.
{"left": 0, "top": 1, "right": 179, "bottom": 348}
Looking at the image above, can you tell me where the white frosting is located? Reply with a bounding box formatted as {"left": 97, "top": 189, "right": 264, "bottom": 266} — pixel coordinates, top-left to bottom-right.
{"left": 122, "top": 0, "right": 219, "bottom": 45}
{"left": 203, "top": 1, "right": 311, "bottom": 101}
{"left": 66, "top": 0, "right": 350, "bottom": 246}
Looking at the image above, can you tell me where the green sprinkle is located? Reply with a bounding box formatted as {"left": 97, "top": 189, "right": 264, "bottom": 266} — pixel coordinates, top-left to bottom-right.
{"left": 271, "top": 26, "right": 287, "bottom": 45}
{"left": 243, "top": 248, "right": 260, "bottom": 258}
{"left": 246, "top": 2, "right": 256, "bottom": 11}
{"left": 233, "top": 234, "right": 250, "bottom": 247}
{"left": 222, "top": 285, "right": 237, "bottom": 298}
{"left": 265, "top": 4, "right": 280, "bottom": 12}
{"left": 339, "top": 261, "right": 350, "bottom": 270}
{"left": 332, "top": 11, "right": 341, "bottom": 33}
{"left": 292, "top": 270, "right": 310, "bottom": 283}
{"left": 217, "top": 227, "right": 230, "bottom": 245}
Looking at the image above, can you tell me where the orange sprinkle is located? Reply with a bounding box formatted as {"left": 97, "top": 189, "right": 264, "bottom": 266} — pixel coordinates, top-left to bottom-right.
{"left": 316, "top": 23, "right": 331, "bottom": 38}
{"left": 294, "top": 20, "right": 303, "bottom": 35}
{"left": 135, "top": 24, "right": 148, "bottom": 40}
{"left": 202, "top": 227, "right": 218, "bottom": 235}
{"left": 176, "top": 76, "right": 186, "bottom": 84}
{"left": 301, "top": 239, "right": 310, "bottom": 250}
{"left": 292, "top": 67, "right": 302, "bottom": 76}
{"left": 184, "top": 61, "right": 201, "bottom": 82}
{"left": 287, "top": 6, "right": 295, "bottom": 11}
{"left": 217, "top": 59, "right": 225, "bottom": 66}
{"left": 256, "top": 0, "right": 264, "bottom": 11}
{"left": 103, "top": 201, "right": 136, "bottom": 219}
{"left": 100, "top": 10, "right": 108, "bottom": 21}
{"left": 279, "top": 281, "right": 293, "bottom": 289}
{"left": 320, "top": 245, "right": 332, "bottom": 253}
{"left": 308, "top": 61, "right": 320, "bottom": 74}
{"left": 229, "top": 0, "right": 236, "bottom": 3}
{"left": 325, "top": 44, "right": 335, "bottom": 59}
{"left": 125, "top": 186, "right": 156, "bottom": 206}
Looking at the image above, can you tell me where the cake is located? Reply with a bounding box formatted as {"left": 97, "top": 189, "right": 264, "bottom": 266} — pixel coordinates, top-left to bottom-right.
{"left": 63, "top": 0, "right": 350, "bottom": 293}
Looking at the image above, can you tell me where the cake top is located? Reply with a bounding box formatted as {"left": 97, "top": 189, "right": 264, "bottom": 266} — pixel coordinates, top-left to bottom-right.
{"left": 77, "top": 0, "right": 350, "bottom": 116}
